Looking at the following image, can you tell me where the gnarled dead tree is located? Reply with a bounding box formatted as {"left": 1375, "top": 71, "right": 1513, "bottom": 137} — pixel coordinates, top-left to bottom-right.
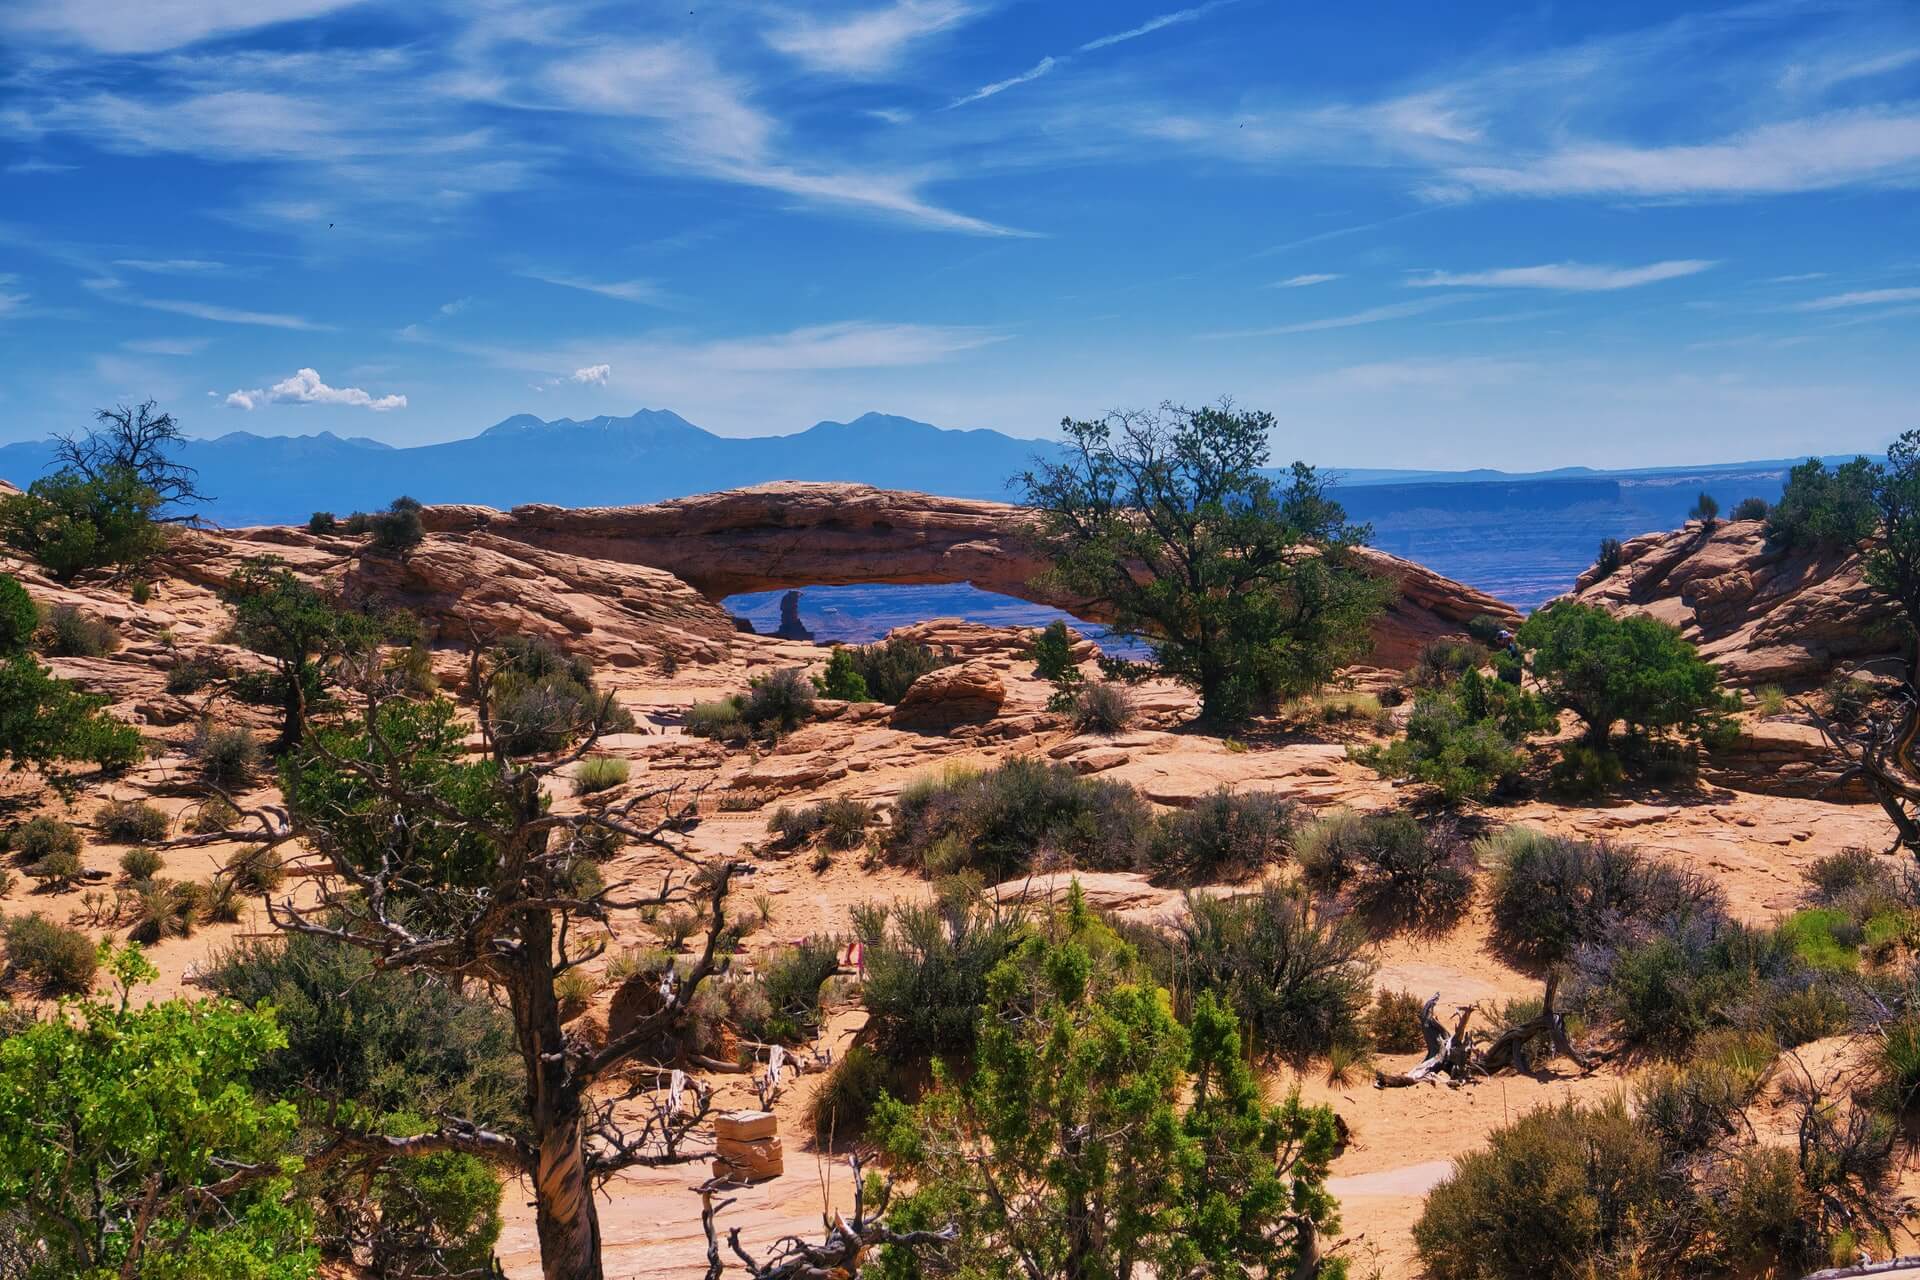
{"left": 699, "top": 1154, "right": 956, "bottom": 1280}
{"left": 1376, "top": 974, "right": 1594, "bottom": 1089}
{"left": 1815, "top": 685, "right": 1920, "bottom": 855}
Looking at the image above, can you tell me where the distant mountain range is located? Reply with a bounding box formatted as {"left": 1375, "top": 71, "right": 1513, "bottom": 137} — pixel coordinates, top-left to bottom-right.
{"left": 0, "top": 408, "right": 1866, "bottom": 609}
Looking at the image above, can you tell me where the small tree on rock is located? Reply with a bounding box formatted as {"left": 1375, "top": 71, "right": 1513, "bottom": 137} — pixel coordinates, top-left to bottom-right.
{"left": 1518, "top": 601, "right": 1732, "bottom": 756}
{"left": 223, "top": 556, "right": 392, "bottom": 750}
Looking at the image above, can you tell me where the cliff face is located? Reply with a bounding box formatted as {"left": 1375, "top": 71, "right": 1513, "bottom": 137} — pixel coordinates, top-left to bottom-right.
{"left": 419, "top": 482, "right": 1521, "bottom": 670}
{"left": 1563, "top": 518, "right": 1896, "bottom": 686}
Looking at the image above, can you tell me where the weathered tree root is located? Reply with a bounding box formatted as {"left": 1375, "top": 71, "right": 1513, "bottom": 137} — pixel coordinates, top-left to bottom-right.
{"left": 1375, "top": 974, "right": 1595, "bottom": 1089}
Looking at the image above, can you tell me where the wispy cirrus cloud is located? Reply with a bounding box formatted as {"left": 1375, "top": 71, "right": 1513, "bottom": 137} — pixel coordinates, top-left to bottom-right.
{"left": 521, "top": 271, "right": 671, "bottom": 306}
{"left": 112, "top": 258, "right": 225, "bottom": 274}
{"left": 133, "top": 296, "right": 328, "bottom": 330}
{"left": 949, "top": 1, "right": 1237, "bottom": 108}
{"left": 767, "top": 0, "right": 979, "bottom": 76}
{"left": 1408, "top": 260, "right": 1716, "bottom": 291}
{"left": 1792, "top": 286, "right": 1920, "bottom": 312}
{"left": 1, "top": 0, "right": 366, "bottom": 54}
{"left": 225, "top": 367, "right": 406, "bottom": 411}
{"left": 1201, "top": 295, "right": 1466, "bottom": 339}
{"left": 1271, "top": 273, "right": 1341, "bottom": 288}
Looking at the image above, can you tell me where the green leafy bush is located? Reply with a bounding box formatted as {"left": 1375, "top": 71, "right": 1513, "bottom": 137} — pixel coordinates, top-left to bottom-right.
{"left": 1731, "top": 496, "right": 1770, "bottom": 521}
{"left": 1296, "top": 809, "right": 1472, "bottom": 930}
{"left": 41, "top": 605, "right": 119, "bottom": 657}
{"left": 0, "top": 465, "right": 167, "bottom": 582}
{"left": 740, "top": 936, "right": 842, "bottom": 1044}
{"left": 1484, "top": 827, "right": 1722, "bottom": 964}
{"left": 0, "top": 575, "right": 37, "bottom": 656}
{"left": 1767, "top": 455, "right": 1879, "bottom": 550}
{"left": 97, "top": 798, "right": 168, "bottom": 843}
{"left": 1690, "top": 492, "right": 1720, "bottom": 523}
{"left": 368, "top": 495, "right": 425, "bottom": 555}
{"left": 24, "top": 846, "right": 83, "bottom": 888}
{"left": 1143, "top": 787, "right": 1294, "bottom": 885}
{"left": 885, "top": 756, "right": 1153, "bottom": 880}
{"left": 306, "top": 511, "right": 338, "bottom": 535}
{"left": 488, "top": 635, "right": 634, "bottom": 755}
{"left": 1594, "top": 536, "right": 1624, "bottom": 578}
{"left": 843, "top": 635, "right": 952, "bottom": 704}
{"left": 2, "top": 913, "right": 98, "bottom": 993}
{"left": 1355, "top": 668, "right": 1550, "bottom": 804}
{"left": 810, "top": 1043, "right": 890, "bottom": 1139}
{"left": 812, "top": 647, "right": 871, "bottom": 701}
{"left": 1029, "top": 619, "right": 1077, "bottom": 682}
{"left": 1412, "top": 638, "right": 1486, "bottom": 688}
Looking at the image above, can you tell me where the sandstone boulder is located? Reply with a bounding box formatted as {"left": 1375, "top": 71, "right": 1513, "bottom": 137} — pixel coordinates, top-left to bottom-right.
{"left": 891, "top": 660, "right": 1005, "bottom": 730}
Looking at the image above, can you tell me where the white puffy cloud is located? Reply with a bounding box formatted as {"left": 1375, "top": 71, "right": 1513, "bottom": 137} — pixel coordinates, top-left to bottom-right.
{"left": 570, "top": 364, "right": 611, "bottom": 385}
{"left": 224, "top": 367, "right": 406, "bottom": 411}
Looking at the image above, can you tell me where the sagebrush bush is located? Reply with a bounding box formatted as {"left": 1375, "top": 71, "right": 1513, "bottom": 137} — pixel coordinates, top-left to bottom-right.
{"left": 740, "top": 667, "right": 815, "bottom": 736}
{"left": 24, "top": 848, "right": 83, "bottom": 888}
{"left": 10, "top": 815, "right": 81, "bottom": 866}
{"left": 1297, "top": 810, "right": 1472, "bottom": 929}
{"left": 97, "top": 799, "right": 168, "bottom": 843}
{"left": 857, "top": 886, "right": 1026, "bottom": 1060}
{"left": 885, "top": 756, "right": 1153, "bottom": 881}
{"left": 188, "top": 796, "right": 240, "bottom": 835}
{"left": 164, "top": 653, "right": 227, "bottom": 695}
{"left": 767, "top": 803, "right": 825, "bottom": 848}
{"left": 41, "top": 605, "right": 119, "bottom": 657}
{"left": 2, "top": 913, "right": 97, "bottom": 993}
{"left": 1143, "top": 787, "right": 1293, "bottom": 885}
{"left": 489, "top": 637, "right": 634, "bottom": 755}
{"left": 817, "top": 797, "right": 873, "bottom": 851}
{"left": 1070, "top": 680, "right": 1135, "bottom": 735}
{"left": 193, "top": 722, "right": 260, "bottom": 790}
{"left": 573, "top": 756, "right": 629, "bottom": 796}
{"left": 1143, "top": 882, "right": 1373, "bottom": 1062}
{"left": 740, "top": 936, "right": 842, "bottom": 1044}
{"left": 1413, "top": 638, "right": 1486, "bottom": 688}
{"left": 119, "top": 846, "right": 163, "bottom": 881}
{"left": 1367, "top": 988, "right": 1429, "bottom": 1053}
{"left": 844, "top": 636, "right": 952, "bottom": 704}
{"left": 811, "top": 1044, "right": 890, "bottom": 1140}
{"left": 223, "top": 844, "right": 285, "bottom": 894}
{"left": 1484, "top": 826, "right": 1723, "bottom": 964}
{"left": 1413, "top": 1098, "right": 1663, "bottom": 1280}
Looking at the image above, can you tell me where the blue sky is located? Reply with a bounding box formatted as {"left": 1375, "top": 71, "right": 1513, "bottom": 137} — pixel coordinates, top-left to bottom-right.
{"left": 2, "top": 0, "right": 1918, "bottom": 469}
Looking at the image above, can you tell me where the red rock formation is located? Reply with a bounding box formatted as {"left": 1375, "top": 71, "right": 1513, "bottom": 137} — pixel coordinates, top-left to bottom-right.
{"left": 421, "top": 482, "right": 1518, "bottom": 670}
{"left": 1563, "top": 518, "right": 1894, "bottom": 686}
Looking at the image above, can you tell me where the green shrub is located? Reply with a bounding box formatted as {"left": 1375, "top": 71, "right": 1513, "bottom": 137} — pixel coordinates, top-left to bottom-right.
{"left": 0, "top": 466, "right": 167, "bottom": 582}
{"left": 1824, "top": 674, "right": 1874, "bottom": 723}
{"left": 740, "top": 667, "right": 815, "bottom": 736}
{"left": 1690, "top": 492, "right": 1720, "bottom": 523}
{"left": 1731, "top": 496, "right": 1770, "bottom": 521}
{"left": 0, "top": 574, "right": 37, "bottom": 656}
{"left": 554, "top": 970, "right": 598, "bottom": 1021}
{"left": 1484, "top": 827, "right": 1723, "bottom": 964}
{"left": 1766, "top": 455, "right": 1878, "bottom": 550}
{"left": 1594, "top": 536, "right": 1623, "bottom": 578}
{"left": 1146, "top": 882, "right": 1373, "bottom": 1061}
{"left": 1548, "top": 742, "right": 1624, "bottom": 800}
{"left": 366, "top": 1120, "right": 504, "bottom": 1279}
{"left": 573, "top": 756, "right": 629, "bottom": 796}
{"left": 1355, "top": 668, "right": 1550, "bottom": 804}
{"left": 1754, "top": 683, "right": 1787, "bottom": 716}
{"left": 1412, "top": 638, "right": 1486, "bottom": 688}
{"left": 767, "top": 803, "right": 825, "bottom": 848}
{"left": 685, "top": 699, "right": 745, "bottom": 742}
{"left": 1777, "top": 907, "right": 1860, "bottom": 972}
{"left": 119, "top": 846, "right": 163, "bottom": 881}
{"left": 1144, "top": 787, "right": 1293, "bottom": 885}
{"left": 128, "top": 578, "right": 151, "bottom": 605}
{"left": 129, "top": 879, "right": 202, "bottom": 943}
{"left": 10, "top": 815, "right": 81, "bottom": 866}
{"left": 1298, "top": 810, "right": 1472, "bottom": 930}
{"left": 223, "top": 844, "right": 285, "bottom": 894}
{"left": 811, "top": 1044, "right": 890, "bottom": 1139}
{"left": 41, "top": 605, "right": 119, "bottom": 657}
{"left": 1413, "top": 1098, "right": 1664, "bottom": 1280}
{"left": 193, "top": 722, "right": 259, "bottom": 789}
{"left": 1029, "top": 619, "right": 1077, "bottom": 683}
{"left": 486, "top": 635, "right": 633, "bottom": 756}
{"left": 857, "top": 885, "right": 1026, "bottom": 1060}
{"left": 164, "top": 653, "right": 226, "bottom": 694}
{"left": 96, "top": 799, "right": 168, "bottom": 843}
{"left": 1876, "top": 1013, "right": 1920, "bottom": 1109}
{"left": 1367, "top": 988, "right": 1429, "bottom": 1053}
{"left": 845, "top": 636, "right": 952, "bottom": 704}
{"left": 188, "top": 796, "right": 240, "bottom": 835}
{"left": 2, "top": 913, "right": 98, "bottom": 993}
{"left": 24, "top": 847, "right": 83, "bottom": 888}
{"left": 307, "top": 511, "right": 338, "bottom": 535}
{"left": 1464, "top": 614, "right": 1507, "bottom": 646}
{"left": 1069, "top": 680, "right": 1135, "bottom": 735}
{"left": 368, "top": 496, "right": 425, "bottom": 555}
{"left": 817, "top": 796, "right": 873, "bottom": 851}
{"left": 813, "top": 647, "right": 870, "bottom": 701}
{"left": 885, "top": 756, "right": 1153, "bottom": 881}
{"left": 741, "top": 936, "right": 842, "bottom": 1043}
